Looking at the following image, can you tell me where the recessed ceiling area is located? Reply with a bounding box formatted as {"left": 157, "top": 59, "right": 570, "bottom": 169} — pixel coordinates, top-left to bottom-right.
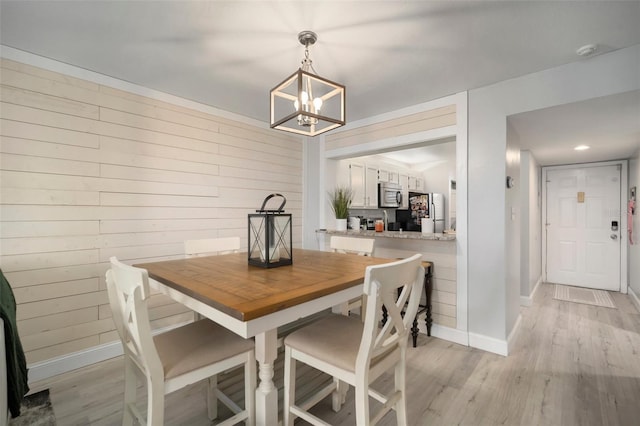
{"left": 508, "top": 90, "right": 640, "bottom": 166}
{"left": 375, "top": 141, "right": 456, "bottom": 171}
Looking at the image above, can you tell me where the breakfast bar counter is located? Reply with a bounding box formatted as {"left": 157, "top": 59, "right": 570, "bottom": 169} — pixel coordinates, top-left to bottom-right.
{"left": 317, "top": 229, "right": 456, "bottom": 241}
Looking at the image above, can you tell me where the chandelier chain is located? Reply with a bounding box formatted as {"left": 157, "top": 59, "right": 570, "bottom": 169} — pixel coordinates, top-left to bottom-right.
{"left": 301, "top": 48, "right": 318, "bottom": 74}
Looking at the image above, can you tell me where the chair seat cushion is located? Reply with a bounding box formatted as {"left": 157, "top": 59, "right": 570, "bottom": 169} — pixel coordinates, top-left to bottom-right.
{"left": 284, "top": 314, "right": 363, "bottom": 373}
{"left": 154, "top": 319, "right": 254, "bottom": 379}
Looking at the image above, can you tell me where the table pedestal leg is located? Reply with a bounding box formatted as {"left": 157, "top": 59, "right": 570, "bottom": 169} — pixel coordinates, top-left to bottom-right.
{"left": 255, "top": 329, "right": 278, "bottom": 426}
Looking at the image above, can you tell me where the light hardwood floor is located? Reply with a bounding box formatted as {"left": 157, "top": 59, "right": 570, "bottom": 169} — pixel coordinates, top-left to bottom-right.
{"left": 22, "top": 283, "right": 640, "bottom": 425}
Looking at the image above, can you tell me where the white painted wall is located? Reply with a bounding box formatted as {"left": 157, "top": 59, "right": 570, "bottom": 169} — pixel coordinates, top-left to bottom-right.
{"left": 303, "top": 138, "right": 322, "bottom": 249}
{"left": 505, "top": 136, "right": 521, "bottom": 334}
{"left": 468, "top": 44, "right": 640, "bottom": 351}
{"left": 630, "top": 146, "right": 640, "bottom": 301}
{"left": 519, "top": 151, "right": 542, "bottom": 303}
{"left": 421, "top": 155, "right": 456, "bottom": 225}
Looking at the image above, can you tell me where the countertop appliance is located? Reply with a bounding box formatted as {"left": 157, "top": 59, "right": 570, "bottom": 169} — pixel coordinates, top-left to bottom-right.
{"left": 378, "top": 182, "right": 402, "bottom": 208}
{"left": 397, "top": 192, "right": 445, "bottom": 233}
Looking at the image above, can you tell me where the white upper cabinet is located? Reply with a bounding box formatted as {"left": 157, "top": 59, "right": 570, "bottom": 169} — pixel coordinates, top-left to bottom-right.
{"left": 365, "top": 166, "right": 379, "bottom": 208}
{"left": 407, "top": 176, "right": 417, "bottom": 190}
{"left": 407, "top": 175, "right": 425, "bottom": 192}
{"left": 349, "top": 162, "right": 366, "bottom": 207}
{"left": 399, "top": 173, "right": 409, "bottom": 209}
{"left": 378, "top": 169, "right": 399, "bottom": 185}
{"left": 349, "top": 163, "right": 379, "bottom": 208}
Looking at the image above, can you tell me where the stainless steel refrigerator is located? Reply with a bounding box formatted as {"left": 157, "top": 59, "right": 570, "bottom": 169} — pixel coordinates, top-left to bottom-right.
{"left": 406, "top": 192, "right": 445, "bottom": 233}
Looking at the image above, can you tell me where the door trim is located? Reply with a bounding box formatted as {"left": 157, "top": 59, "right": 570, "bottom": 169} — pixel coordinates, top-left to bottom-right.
{"left": 542, "top": 160, "right": 628, "bottom": 294}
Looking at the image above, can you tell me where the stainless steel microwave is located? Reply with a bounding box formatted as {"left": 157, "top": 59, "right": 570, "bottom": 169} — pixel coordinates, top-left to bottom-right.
{"left": 378, "top": 182, "right": 402, "bottom": 208}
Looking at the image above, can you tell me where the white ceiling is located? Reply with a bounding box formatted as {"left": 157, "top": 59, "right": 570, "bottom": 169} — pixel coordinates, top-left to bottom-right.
{"left": 508, "top": 90, "right": 640, "bottom": 166}
{"left": 1, "top": 1, "right": 639, "bottom": 165}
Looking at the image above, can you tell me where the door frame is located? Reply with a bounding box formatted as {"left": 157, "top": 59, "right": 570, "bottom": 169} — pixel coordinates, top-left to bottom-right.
{"left": 542, "top": 160, "right": 628, "bottom": 294}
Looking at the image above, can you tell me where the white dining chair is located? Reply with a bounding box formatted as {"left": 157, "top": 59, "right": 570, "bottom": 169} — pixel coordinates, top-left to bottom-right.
{"left": 184, "top": 237, "right": 241, "bottom": 257}
{"left": 283, "top": 253, "right": 424, "bottom": 426}
{"left": 329, "top": 235, "right": 375, "bottom": 257}
{"left": 106, "top": 257, "right": 256, "bottom": 426}
{"left": 184, "top": 237, "right": 241, "bottom": 321}
{"left": 329, "top": 236, "right": 375, "bottom": 316}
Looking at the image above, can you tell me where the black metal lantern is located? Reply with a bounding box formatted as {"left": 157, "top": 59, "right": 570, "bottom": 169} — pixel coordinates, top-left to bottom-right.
{"left": 248, "top": 194, "right": 293, "bottom": 268}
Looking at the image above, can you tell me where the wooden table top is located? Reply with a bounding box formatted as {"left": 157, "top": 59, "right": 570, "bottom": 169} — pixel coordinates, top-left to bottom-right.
{"left": 135, "top": 248, "right": 391, "bottom": 321}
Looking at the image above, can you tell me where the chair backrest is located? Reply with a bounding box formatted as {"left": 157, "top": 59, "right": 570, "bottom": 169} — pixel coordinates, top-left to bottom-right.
{"left": 106, "top": 257, "right": 163, "bottom": 380}
{"left": 184, "top": 237, "right": 241, "bottom": 257}
{"left": 329, "top": 236, "right": 375, "bottom": 256}
{"left": 357, "top": 254, "right": 424, "bottom": 371}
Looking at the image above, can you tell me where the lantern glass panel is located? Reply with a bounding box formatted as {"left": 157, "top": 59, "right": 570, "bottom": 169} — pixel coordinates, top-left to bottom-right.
{"left": 248, "top": 213, "right": 292, "bottom": 268}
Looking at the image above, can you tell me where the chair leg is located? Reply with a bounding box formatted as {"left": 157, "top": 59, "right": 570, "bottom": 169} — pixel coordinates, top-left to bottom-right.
{"left": 283, "top": 346, "right": 296, "bottom": 426}
{"left": 146, "top": 376, "right": 165, "bottom": 426}
{"left": 355, "top": 380, "right": 370, "bottom": 426}
{"left": 206, "top": 375, "right": 218, "bottom": 420}
{"left": 331, "top": 378, "right": 348, "bottom": 412}
{"left": 245, "top": 352, "right": 256, "bottom": 426}
{"left": 122, "top": 359, "right": 136, "bottom": 426}
{"left": 411, "top": 316, "right": 419, "bottom": 348}
{"left": 394, "top": 351, "right": 408, "bottom": 425}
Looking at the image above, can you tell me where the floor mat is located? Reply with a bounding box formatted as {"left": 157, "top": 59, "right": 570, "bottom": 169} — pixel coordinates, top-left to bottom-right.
{"left": 8, "top": 389, "right": 55, "bottom": 426}
{"left": 554, "top": 284, "right": 616, "bottom": 309}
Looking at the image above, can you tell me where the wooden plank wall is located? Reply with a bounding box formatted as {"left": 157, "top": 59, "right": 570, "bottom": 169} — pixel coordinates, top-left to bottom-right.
{"left": 370, "top": 240, "right": 457, "bottom": 329}
{"left": 0, "top": 59, "right": 302, "bottom": 364}
{"left": 324, "top": 105, "right": 456, "bottom": 152}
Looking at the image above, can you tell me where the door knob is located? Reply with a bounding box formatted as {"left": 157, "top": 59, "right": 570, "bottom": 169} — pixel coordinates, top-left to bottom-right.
{"left": 610, "top": 234, "right": 618, "bottom": 240}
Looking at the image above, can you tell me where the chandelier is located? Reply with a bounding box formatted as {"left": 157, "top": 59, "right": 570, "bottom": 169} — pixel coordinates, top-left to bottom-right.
{"left": 270, "top": 31, "right": 345, "bottom": 137}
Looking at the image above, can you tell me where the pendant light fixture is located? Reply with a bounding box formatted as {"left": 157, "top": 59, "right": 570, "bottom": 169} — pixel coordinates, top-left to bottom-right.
{"left": 270, "top": 31, "right": 345, "bottom": 137}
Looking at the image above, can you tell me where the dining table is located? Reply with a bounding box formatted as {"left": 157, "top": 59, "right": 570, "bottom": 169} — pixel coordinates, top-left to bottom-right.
{"left": 134, "top": 248, "right": 391, "bottom": 426}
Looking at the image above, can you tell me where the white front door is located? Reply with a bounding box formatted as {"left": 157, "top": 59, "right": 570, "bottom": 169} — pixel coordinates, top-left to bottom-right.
{"left": 546, "top": 165, "right": 621, "bottom": 291}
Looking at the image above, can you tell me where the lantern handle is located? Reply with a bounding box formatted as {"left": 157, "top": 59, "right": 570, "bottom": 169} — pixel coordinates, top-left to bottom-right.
{"left": 257, "top": 193, "right": 286, "bottom": 213}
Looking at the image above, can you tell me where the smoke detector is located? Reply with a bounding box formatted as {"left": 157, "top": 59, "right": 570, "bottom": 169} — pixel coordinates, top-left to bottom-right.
{"left": 576, "top": 44, "right": 598, "bottom": 57}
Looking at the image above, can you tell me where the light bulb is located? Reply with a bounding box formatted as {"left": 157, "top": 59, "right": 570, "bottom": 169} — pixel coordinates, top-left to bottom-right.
{"left": 294, "top": 99, "right": 299, "bottom": 110}
{"left": 313, "top": 97, "right": 323, "bottom": 112}
{"left": 301, "top": 91, "right": 309, "bottom": 104}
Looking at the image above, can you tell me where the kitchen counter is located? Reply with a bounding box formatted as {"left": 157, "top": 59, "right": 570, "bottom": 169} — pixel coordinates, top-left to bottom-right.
{"left": 317, "top": 229, "right": 456, "bottom": 241}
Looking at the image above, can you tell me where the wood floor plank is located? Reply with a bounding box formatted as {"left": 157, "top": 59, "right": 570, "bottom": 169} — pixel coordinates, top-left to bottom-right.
{"left": 17, "top": 283, "right": 640, "bottom": 425}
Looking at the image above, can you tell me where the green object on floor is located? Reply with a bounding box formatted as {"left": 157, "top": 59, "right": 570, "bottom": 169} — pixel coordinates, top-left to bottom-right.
{"left": 1, "top": 269, "right": 29, "bottom": 418}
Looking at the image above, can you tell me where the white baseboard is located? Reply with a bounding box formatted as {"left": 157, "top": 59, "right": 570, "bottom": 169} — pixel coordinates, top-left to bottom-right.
{"left": 520, "top": 277, "right": 542, "bottom": 307}
{"left": 507, "top": 313, "right": 523, "bottom": 355}
{"left": 469, "top": 332, "right": 508, "bottom": 356}
{"left": 28, "top": 340, "right": 124, "bottom": 384}
{"left": 629, "top": 286, "right": 640, "bottom": 312}
{"left": 468, "top": 314, "right": 522, "bottom": 357}
{"left": 30, "top": 313, "right": 498, "bottom": 383}
{"left": 430, "top": 324, "right": 469, "bottom": 346}
{"left": 415, "top": 312, "right": 469, "bottom": 346}
{"left": 520, "top": 295, "right": 532, "bottom": 307}
{"left": 27, "top": 321, "right": 190, "bottom": 384}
